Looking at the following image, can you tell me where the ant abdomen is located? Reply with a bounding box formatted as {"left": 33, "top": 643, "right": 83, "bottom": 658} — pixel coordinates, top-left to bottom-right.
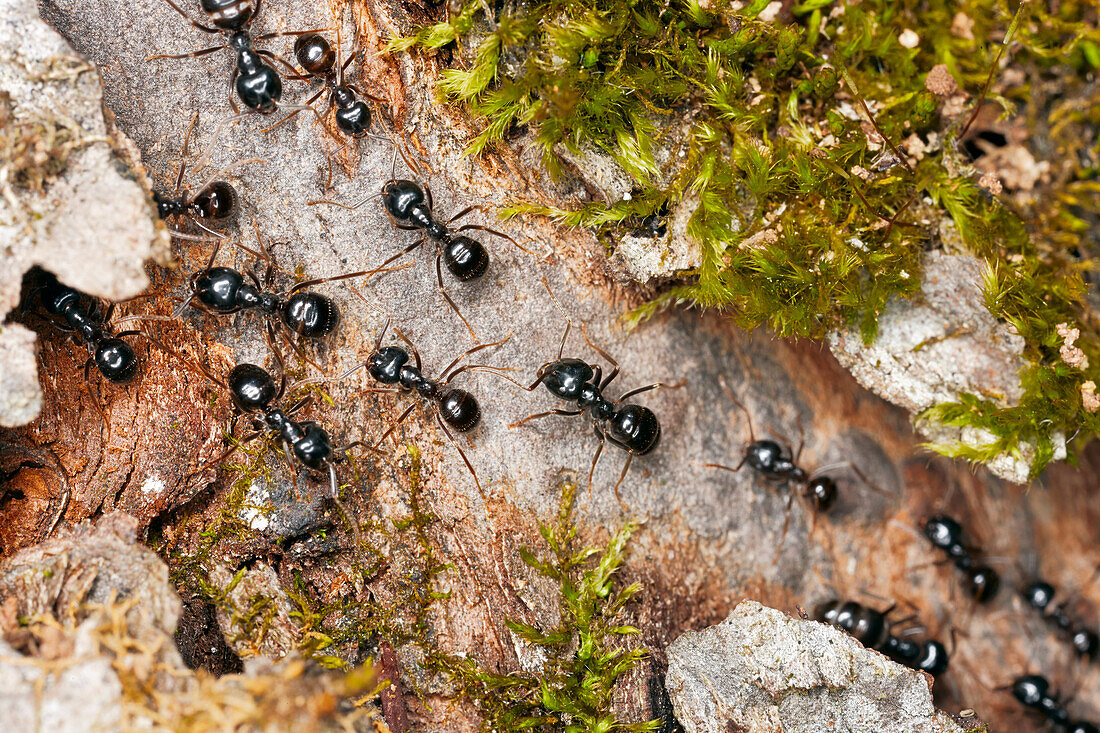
{"left": 607, "top": 404, "right": 661, "bottom": 455}
{"left": 806, "top": 476, "right": 837, "bottom": 511}
{"left": 201, "top": 0, "right": 255, "bottom": 30}
{"left": 443, "top": 236, "right": 489, "bottom": 281}
{"left": 294, "top": 33, "right": 335, "bottom": 74}
{"left": 190, "top": 181, "right": 237, "bottom": 219}
{"left": 94, "top": 338, "right": 139, "bottom": 383}
{"left": 438, "top": 388, "right": 480, "bottom": 432}
{"left": 282, "top": 292, "right": 338, "bottom": 338}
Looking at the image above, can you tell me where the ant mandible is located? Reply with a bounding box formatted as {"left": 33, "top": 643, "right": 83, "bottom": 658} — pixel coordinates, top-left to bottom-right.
{"left": 509, "top": 316, "right": 679, "bottom": 507}
{"left": 36, "top": 271, "right": 140, "bottom": 383}
{"left": 815, "top": 598, "right": 950, "bottom": 676}
{"left": 310, "top": 150, "right": 534, "bottom": 340}
{"left": 1009, "top": 675, "right": 1098, "bottom": 733}
{"left": 149, "top": 0, "right": 310, "bottom": 114}
{"left": 331, "top": 322, "right": 513, "bottom": 497}
{"left": 923, "top": 515, "right": 1000, "bottom": 603}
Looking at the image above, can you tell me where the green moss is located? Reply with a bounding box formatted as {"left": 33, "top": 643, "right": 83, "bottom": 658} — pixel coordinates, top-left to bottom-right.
{"left": 424, "top": 479, "right": 657, "bottom": 732}
{"left": 389, "top": 0, "right": 1100, "bottom": 477}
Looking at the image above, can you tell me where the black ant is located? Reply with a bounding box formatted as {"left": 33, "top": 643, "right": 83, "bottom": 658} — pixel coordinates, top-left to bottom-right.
{"left": 331, "top": 322, "right": 512, "bottom": 497}
{"left": 1021, "top": 579, "right": 1099, "bottom": 660}
{"left": 705, "top": 376, "right": 878, "bottom": 551}
{"left": 310, "top": 151, "right": 533, "bottom": 340}
{"left": 509, "top": 317, "right": 677, "bottom": 506}
{"left": 923, "top": 515, "right": 1000, "bottom": 603}
{"left": 35, "top": 271, "right": 140, "bottom": 383}
{"left": 189, "top": 350, "right": 361, "bottom": 541}
{"left": 1009, "top": 675, "right": 1098, "bottom": 733}
{"left": 266, "top": 27, "right": 386, "bottom": 143}
{"left": 153, "top": 113, "right": 255, "bottom": 241}
{"left": 174, "top": 229, "right": 398, "bottom": 342}
{"left": 149, "top": 0, "right": 312, "bottom": 114}
{"left": 815, "top": 599, "right": 950, "bottom": 676}
{"left": 630, "top": 203, "right": 669, "bottom": 238}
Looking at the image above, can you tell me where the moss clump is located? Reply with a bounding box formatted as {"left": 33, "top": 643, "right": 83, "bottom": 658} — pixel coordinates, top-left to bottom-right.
{"left": 389, "top": 0, "right": 1100, "bottom": 476}
{"left": 425, "top": 479, "right": 656, "bottom": 732}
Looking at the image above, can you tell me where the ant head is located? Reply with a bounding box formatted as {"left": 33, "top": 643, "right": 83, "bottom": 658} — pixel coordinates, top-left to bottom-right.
{"left": 382, "top": 180, "right": 426, "bottom": 222}
{"left": 813, "top": 599, "right": 842, "bottom": 625}
{"left": 229, "top": 363, "right": 277, "bottom": 412}
{"left": 368, "top": 345, "right": 409, "bottom": 385}
{"left": 191, "top": 181, "right": 237, "bottom": 220}
{"left": 95, "top": 338, "right": 139, "bottom": 383}
{"left": 806, "top": 476, "right": 837, "bottom": 511}
{"left": 539, "top": 358, "right": 593, "bottom": 400}
{"left": 291, "top": 422, "right": 333, "bottom": 470}
{"left": 745, "top": 439, "right": 784, "bottom": 474}
{"left": 37, "top": 271, "right": 80, "bottom": 316}
{"left": 443, "top": 236, "right": 489, "bottom": 281}
{"left": 1020, "top": 580, "right": 1055, "bottom": 611}
{"left": 608, "top": 404, "right": 661, "bottom": 455}
{"left": 967, "top": 566, "right": 1000, "bottom": 603}
{"left": 193, "top": 266, "right": 245, "bottom": 313}
{"left": 201, "top": 0, "right": 255, "bottom": 31}
{"left": 334, "top": 98, "right": 371, "bottom": 138}
{"left": 1012, "top": 674, "right": 1049, "bottom": 706}
{"left": 282, "top": 292, "right": 338, "bottom": 338}
{"left": 438, "top": 388, "right": 481, "bottom": 433}
{"left": 917, "top": 640, "right": 950, "bottom": 677}
{"left": 294, "top": 33, "right": 335, "bottom": 75}
{"left": 236, "top": 63, "right": 282, "bottom": 114}
{"left": 922, "top": 514, "right": 963, "bottom": 549}
{"left": 1073, "top": 629, "right": 1099, "bottom": 658}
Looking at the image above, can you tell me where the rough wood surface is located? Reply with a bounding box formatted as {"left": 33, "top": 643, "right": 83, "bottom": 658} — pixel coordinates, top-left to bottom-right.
{"left": 1, "top": 0, "right": 1098, "bottom": 730}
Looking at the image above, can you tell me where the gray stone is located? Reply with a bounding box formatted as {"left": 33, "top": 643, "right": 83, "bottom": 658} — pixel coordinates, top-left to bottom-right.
{"left": 0, "top": 325, "right": 41, "bottom": 427}
{"left": 0, "top": 0, "right": 166, "bottom": 426}
{"left": 666, "top": 600, "right": 967, "bottom": 733}
{"left": 828, "top": 250, "right": 1060, "bottom": 482}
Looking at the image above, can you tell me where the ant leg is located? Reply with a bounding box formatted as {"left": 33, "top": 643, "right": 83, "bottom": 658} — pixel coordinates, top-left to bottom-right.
{"left": 444, "top": 364, "right": 524, "bottom": 389}
{"left": 175, "top": 111, "right": 200, "bottom": 192}
{"left": 147, "top": 44, "right": 226, "bottom": 61}
{"left": 508, "top": 408, "right": 582, "bottom": 429}
{"left": 587, "top": 425, "right": 607, "bottom": 496}
{"left": 717, "top": 375, "right": 756, "bottom": 442}
{"left": 703, "top": 460, "right": 748, "bottom": 473}
{"left": 325, "top": 459, "right": 363, "bottom": 548}
{"left": 435, "top": 412, "right": 485, "bottom": 499}
{"left": 556, "top": 320, "right": 571, "bottom": 360}
{"left": 286, "top": 395, "right": 314, "bottom": 417}
{"left": 187, "top": 157, "right": 265, "bottom": 205}
{"left": 260, "top": 87, "right": 326, "bottom": 134}
{"left": 580, "top": 324, "right": 619, "bottom": 389}
{"left": 772, "top": 491, "right": 797, "bottom": 564}
{"left": 374, "top": 403, "right": 417, "bottom": 448}
{"left": 618, "top": 380, "right": 685, "bottom": 401}
{"left": 455, "top": 223, "right": 535, "bottom": 256}
{"left": 228, "top": 67, "right": 240, "bottom": 114}
{"left": 156, "top": 0, "right": 220, "bottom": 32}
{"left": 794, "top": 421, "right": 805, "bottom": 466}
{"left": 422, "top": 181, "right": 434, "bottom": 213}
{"left": 374, "top": 319, "right": 390, "bottom": 352}
{"left": 435, "top": 249, "right": 478, "bottom": 342}
{"left": 813, "top": 461, "right": 890, "bottom": 497}
{"left": 393, "top": 328, "right": 423, "bottom": 372}
{"left": 438, "top": 334, "right": 512, "bottom": 383}
{"left": 612, "top": 453, "right": 634, "bottom": 510}
{"left": 255, "top": 48, "right": 306, "bottom": 79}
{"left": 287, "top": 255, "right": 413, "bottom": 293}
